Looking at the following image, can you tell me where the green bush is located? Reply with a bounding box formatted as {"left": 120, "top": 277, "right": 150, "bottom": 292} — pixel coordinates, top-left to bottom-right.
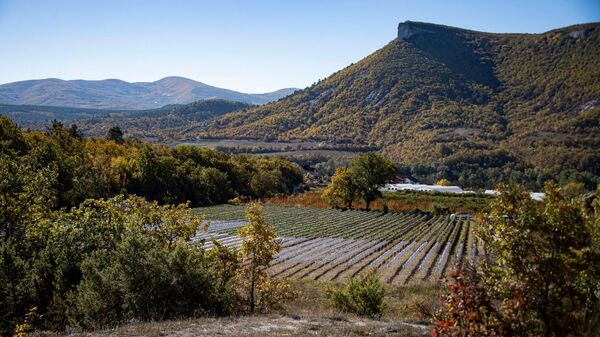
{"left": 431, "top": 203, "right": 450, "bottom": 215}
{"left": 67, "top": 233, "right": 225, "bottom": 329}
{"left": 0, "top": 194, "right": 243, "bottom": 332}
{"left": 0, "top": 242, "right": 34, "bottom": 337}
{"left": 328, "top": 271, "right": 386, "bottom": 318}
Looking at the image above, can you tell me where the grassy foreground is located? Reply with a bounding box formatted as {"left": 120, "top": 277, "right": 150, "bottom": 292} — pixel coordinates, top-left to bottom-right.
{"left": 32, "top": 280, "right": 440, "bottom": 337}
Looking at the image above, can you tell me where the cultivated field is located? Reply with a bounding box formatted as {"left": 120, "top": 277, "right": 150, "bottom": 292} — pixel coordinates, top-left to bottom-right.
{"left": 193, "top": 205, "right": 480, "bottom": 285}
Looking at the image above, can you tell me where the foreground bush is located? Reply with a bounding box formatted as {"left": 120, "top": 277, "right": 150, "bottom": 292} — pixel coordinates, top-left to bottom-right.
{"left": 0, "top": 195, "right": 243, "bottom": 333}
{"left": 0, "top": 242, "right": 34, "bottom": 337}
{"left": 328, "top": 271, "right": 386, "bottom": 318}
{"left": 68, "top": 234, "right": 225, "bottom": 329}
{"left": 434, "top": 183, "right": 600, "bottom": 337}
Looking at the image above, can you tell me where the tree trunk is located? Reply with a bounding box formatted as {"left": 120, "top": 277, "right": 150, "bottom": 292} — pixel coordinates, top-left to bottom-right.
{"left": 365, "top": 199, "right": 371, "bottom": 211}
{"left": 250, "top": 277, "right": 255, "bottom": 313}
{"left": 346, "top": 199, "right": 352, "bottom": 210}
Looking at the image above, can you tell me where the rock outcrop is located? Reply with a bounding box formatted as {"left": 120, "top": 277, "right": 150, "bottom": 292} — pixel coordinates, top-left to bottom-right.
{"left": 397, "top": 21, "right": 436, "bottom": 40}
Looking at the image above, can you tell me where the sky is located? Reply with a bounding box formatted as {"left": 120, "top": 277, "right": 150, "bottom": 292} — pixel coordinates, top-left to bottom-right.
{"left": 0, "top": 0, "right": 599, "bottom": 93}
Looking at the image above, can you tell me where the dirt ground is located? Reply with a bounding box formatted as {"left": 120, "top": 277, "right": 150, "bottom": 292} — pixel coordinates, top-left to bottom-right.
{"left": 42, "top": 314, "right": 429, "bottom": 337}
{"left": 33, "top": 281, "right": 439, "bottom": 337}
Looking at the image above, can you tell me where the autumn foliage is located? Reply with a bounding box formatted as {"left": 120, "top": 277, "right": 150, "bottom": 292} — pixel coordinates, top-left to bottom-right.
{"left": 434, "top": 183, "right": 600, "bottom": 337}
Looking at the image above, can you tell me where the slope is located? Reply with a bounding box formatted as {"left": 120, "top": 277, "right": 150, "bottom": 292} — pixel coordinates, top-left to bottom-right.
{"left": 203, "top": 21, "right": 600, "bottom": 182}
{"left": 76, "top": 99, "right": 255, "bottom": 139}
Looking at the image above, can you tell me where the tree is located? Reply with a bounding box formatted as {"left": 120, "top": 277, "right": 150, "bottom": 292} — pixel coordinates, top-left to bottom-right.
{"left": 474, "top": 182, "right": 600, "bottom": 337}
{"left": 435, "top": 178, "right": 450, "bottom": 186}
{"left": 106, "top": 126, "right": 124, "bottom": 144}
{"left": 237, "top": 202, "right": 281, "bottom": 312}
{"left": 349, "top": 153, "right": 396, "bottom": 210}
{"left": 68, "top": 124, "right": 83, "bottom": 140}
{"left": 323, "top": 167, "right": 357, "bottom": 209}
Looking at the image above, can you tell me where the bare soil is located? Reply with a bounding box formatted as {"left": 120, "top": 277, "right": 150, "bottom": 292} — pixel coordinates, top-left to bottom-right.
{"left": 42, "top": 314, "right": 428, "bottom": 337}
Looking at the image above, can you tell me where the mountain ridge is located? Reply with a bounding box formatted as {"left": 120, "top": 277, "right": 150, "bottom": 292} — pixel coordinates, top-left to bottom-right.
{"left": 201, "top": 21, "right": 600, "bottom": 181}
{"left": 0, "top": 76, "right": 298, "bottom": 109}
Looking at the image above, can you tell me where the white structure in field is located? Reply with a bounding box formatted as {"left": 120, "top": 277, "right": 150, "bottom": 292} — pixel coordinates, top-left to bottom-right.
{"left": 381, "top": 183, "right": 473, "bottom": 194}
{"left": 484, "top": 189, "right": 545, "bottom": 201}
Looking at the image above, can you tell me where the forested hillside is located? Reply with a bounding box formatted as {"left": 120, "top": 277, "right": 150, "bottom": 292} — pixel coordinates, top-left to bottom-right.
{"left": 77, "top": 99, "right": 255, "bottom": 139}
{"left": 0, "top": 115, "right": 303, "bottom": 208}
{"left": 2, "top": 99, "right": 255, "bottom": 140}
{"left": 203, "top": 21, "right": 600, "bottom": 187}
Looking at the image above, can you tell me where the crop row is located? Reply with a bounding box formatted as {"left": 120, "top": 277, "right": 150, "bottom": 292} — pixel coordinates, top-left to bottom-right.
{"left": 194, "top": 205, "right": 477, "bottom": 284}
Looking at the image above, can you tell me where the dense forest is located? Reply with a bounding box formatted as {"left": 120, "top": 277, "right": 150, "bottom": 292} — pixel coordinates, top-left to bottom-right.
{"left": 0, "top": 115, "right": 304, "bottom": 209}
{"left": 202, "top": 22, "right": 600, "bottom": 189}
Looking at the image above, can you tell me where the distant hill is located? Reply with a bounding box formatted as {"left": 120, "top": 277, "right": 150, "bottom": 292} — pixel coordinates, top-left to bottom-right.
{"left": 0, "top": 76, "right": 297, "bottom": 109}
{"left": 203, "top": 21, "right": 600, "bottom": 184}
{"left": 77, "top": 99, "right": 255, "bottom": 139}
{"left": 1, "top": 99, "right": 254, "bottom": 140}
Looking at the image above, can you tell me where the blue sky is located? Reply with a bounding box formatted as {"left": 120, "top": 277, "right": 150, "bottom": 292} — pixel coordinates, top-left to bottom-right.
{"left": 0, "top": 0, "right": 599, "bottom": 92}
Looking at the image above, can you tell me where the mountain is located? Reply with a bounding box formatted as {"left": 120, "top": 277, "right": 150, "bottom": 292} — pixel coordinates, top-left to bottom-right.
{"left": 1, "top": 99, "right": 254, "bottom": 141}
{"left": 203, "top": 21, "right": 600, "bottom": 182}
{"left": 0, "top": 76, "right": 297, "bottom": 109}
{"left": 76, "top": 99, "right": 255, "bottom": 140}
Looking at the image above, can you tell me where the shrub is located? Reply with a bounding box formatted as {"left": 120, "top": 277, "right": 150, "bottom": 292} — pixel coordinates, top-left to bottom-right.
{"left": 238, "top": 202, "right": 295, "bottom": 313}
{"left": 431, "top": 203, "right": 450, "bottom": 215}
{"left": 68, "top": 233, "right": 222, "bottom": 329}
{"left": 434, "top": 183, "right": 600, "bottom": 336}
{"left": 0, "top": 242, "right": 34, "bottom": 337}
{"left": 432, "top": 268, "right": 529, "bottom": 337}
{"left": 328, "top": 271, "right": 386, "bottom": 318}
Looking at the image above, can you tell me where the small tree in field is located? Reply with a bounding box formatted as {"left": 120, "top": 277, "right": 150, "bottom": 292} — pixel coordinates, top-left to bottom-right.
{"left": 323, "top": 167, "right": 357, "bottom": 209}
{"left": 349, "top": 153, "right": 396, "bottom": 210}
{"left": 435, "top": 178, "right": 450, "bottom": 186}
{"left": 238, "top": 202, "right": 287, "bottom": 312}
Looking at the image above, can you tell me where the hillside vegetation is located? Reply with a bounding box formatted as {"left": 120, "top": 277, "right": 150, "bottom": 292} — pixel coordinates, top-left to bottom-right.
{"left": 203, "top": 21, "right": 600, "bottom": 188}
{"left": 2, "top": 99, "right": 255, "bottom": 141}
{"left": 0, "top": 115, "right": 303, "bottom": 208}
{"left": 77, "top": 99, "right": 255, "bottom": 139}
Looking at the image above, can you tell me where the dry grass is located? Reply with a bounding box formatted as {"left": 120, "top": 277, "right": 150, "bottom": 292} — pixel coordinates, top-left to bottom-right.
{"left": 35, "top": 280, "right": 440, "bottom": 337}
{"left": 285, "top": 279, "right": 443, "bottom": 320}
{"left": 263, "top": 190, "right": 424, "bottom": 211}
{"left": 43, "top": 314, "right": 428, "bottom": 337}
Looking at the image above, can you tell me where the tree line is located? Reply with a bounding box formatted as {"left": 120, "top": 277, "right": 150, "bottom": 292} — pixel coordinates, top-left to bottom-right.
{"left": 1, "top": 188, "right": 291, "bottom": 334}
{"left": 0, "top": 116, "right": 304, "bottom": 209}
{"left": 0, "top": 115, "right": 306, "bottom": 334}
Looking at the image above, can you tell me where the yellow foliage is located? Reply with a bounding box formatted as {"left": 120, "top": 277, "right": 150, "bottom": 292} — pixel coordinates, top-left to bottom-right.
{"left": 13, "top": 307, "right": 36, "bottom": 337}
{"left": 435, "top": 178, "right": 450, "bottom": 186}
{"left": 238, "top": 202, "right": 287, "bottom": 312}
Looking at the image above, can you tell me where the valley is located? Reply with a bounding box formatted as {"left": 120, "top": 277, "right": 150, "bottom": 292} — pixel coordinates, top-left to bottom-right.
{"left": 1, "top": 5, "right": 599, "bottom": 336}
